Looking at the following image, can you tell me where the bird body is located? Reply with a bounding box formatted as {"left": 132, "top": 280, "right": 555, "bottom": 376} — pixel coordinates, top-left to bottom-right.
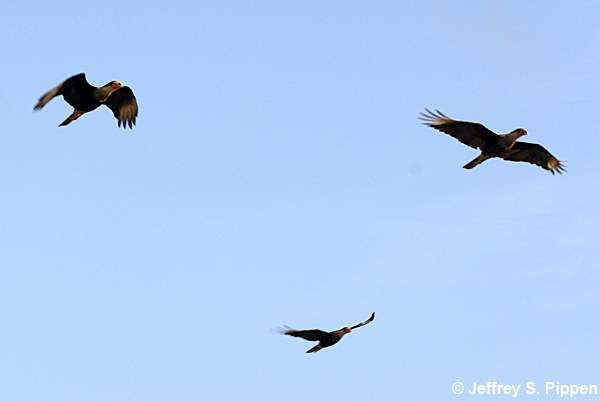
{"left": 305, "top": 328, "right": 350, "bottom": 353}
{"left": 420, "top": 109, "right": 565, "bottom": 174}
{"left": 34, "top": 73, "right": 138, "bottom": 129}
{"left": 283, "top": 313, "right": 374, "bottom": 353}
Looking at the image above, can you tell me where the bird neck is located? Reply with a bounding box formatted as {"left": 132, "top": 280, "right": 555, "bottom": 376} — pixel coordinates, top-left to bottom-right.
{"left": 95, "top": 86, "right": 118, "bottom": 103}
{"left": 499, "top": 132, "right": 523, "bottom": 149}
{"left": 335, "top": 328, "right": 351, "bottom": 339}
{"left": 333, "top": 332, "right": 346, "bottom": 341}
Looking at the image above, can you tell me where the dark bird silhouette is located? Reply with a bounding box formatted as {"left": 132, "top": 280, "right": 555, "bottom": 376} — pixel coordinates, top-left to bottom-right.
{"left": 420, "top": 109, "right": 566, "bottom": 174}
{"left": 34, "top": 73, "right": 138, "bottom": 129}
{"left": 282, "top": 312, "right": 375, "bottom": 353}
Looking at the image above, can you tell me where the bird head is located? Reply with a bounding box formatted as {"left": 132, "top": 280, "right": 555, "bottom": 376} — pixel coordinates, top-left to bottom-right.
{"left": 103, "top": 81, "right": 122, "bottom": 89}
{"left": 95, "top": 81, "right": 123, "bottom": 103}
{"left": 512, "top": 128, "right": 527, "bottom": 137}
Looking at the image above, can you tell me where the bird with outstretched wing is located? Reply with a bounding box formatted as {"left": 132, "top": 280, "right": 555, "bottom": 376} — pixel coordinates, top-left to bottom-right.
{"left": 282, "top": 312, "right": 375, "bottom": 353}
{"left": 34, "top": 73, "right": 138, "bottom": 129}
{"left": 420, "top": 109, "right": 565, "bottom": 174}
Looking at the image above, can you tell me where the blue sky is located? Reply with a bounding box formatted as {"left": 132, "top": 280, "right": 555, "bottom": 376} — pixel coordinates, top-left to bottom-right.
{"left": 1, "top": 1, "right": 599, "bottom": 400}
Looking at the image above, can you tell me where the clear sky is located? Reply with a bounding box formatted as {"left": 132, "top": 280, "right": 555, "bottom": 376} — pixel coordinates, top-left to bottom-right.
{"left": 1, "top": 1, "right": 599, "bottom": 400}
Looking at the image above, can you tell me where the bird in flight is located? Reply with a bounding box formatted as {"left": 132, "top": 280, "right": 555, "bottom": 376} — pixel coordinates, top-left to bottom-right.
{"left": 420, "top": 109, "right": 566, "bottom": 174}
{"left": 34, "top": 73, "right": 138, "bottom": 129}
{"left": 282, "top": 312, "right": 375, "bottom": 353}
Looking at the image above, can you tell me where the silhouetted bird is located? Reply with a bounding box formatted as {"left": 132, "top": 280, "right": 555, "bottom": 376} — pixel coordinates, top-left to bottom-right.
{"left": 420, "top": 109, "right": 565, "bottom": 174}
{"left": 282, "top": 312, "right": 375, "bottom": 353}
{"left": 34, "top": 73, "right": 138, "bottom": 129}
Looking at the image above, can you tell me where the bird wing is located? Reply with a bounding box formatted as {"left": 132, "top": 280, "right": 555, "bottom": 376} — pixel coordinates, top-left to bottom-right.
{"left": 34, "top": 82, "right": 63, "bottom": 110}
{"left": 34, "top": 73, "right": 93, "bottom": 110}
{"left": 103, "top": 86, "right": 138, "bottom": 129}
{"left": 419, "top": 108, "right": 498, "bottom": 149}
{"left": 282, "top": 328, "right": 328, "bottom": 342}
{"left": 502, "top": 141, "right": 566, "bottom": 174}
{"left": 350, "top": 312, "right": 375, "bottom": 330}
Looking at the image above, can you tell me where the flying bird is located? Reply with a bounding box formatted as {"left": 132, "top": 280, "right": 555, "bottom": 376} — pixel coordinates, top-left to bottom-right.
{"left": 34, "top": 73, "right": 138, "bottom": 129}
{"left": 282, "top": 312, "right": 375, "bottom": 353}
{"left": 419, "top": 109, "right": 565, "bottom": 174}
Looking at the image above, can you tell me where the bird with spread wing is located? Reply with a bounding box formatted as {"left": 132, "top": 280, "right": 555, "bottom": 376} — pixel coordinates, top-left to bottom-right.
{"left": 420, "top": 109, "right": 566, "bottom": 174}
{"left": 34, "top": 73, "right": 138, "bottom": 129}
{"left": 282, "top": 312, "right": 375, "bottom": 353}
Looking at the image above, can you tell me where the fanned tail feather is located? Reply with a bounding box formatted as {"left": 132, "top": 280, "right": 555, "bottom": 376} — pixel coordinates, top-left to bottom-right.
{"left": 58, "top": 110, "right": 84, "bottom": 127}
{"left": 306, "top": 344, "right": 322, "bottom": 353}
{"left": 463, "top": 154, "right": 489, "bottom": 169}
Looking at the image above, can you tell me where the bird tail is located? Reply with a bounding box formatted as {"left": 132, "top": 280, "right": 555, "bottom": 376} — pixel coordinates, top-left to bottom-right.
{"left": 306, "top": 344, "right": 322, "bottom": 353}
{"left": 59, "top": 110, "right": 84, "bottom": 127}
{"left": 463, "top": 154, "right": 489, "bottom": 169}
{"left": 34, "top": 83, "right": 62, "bottom": 111}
